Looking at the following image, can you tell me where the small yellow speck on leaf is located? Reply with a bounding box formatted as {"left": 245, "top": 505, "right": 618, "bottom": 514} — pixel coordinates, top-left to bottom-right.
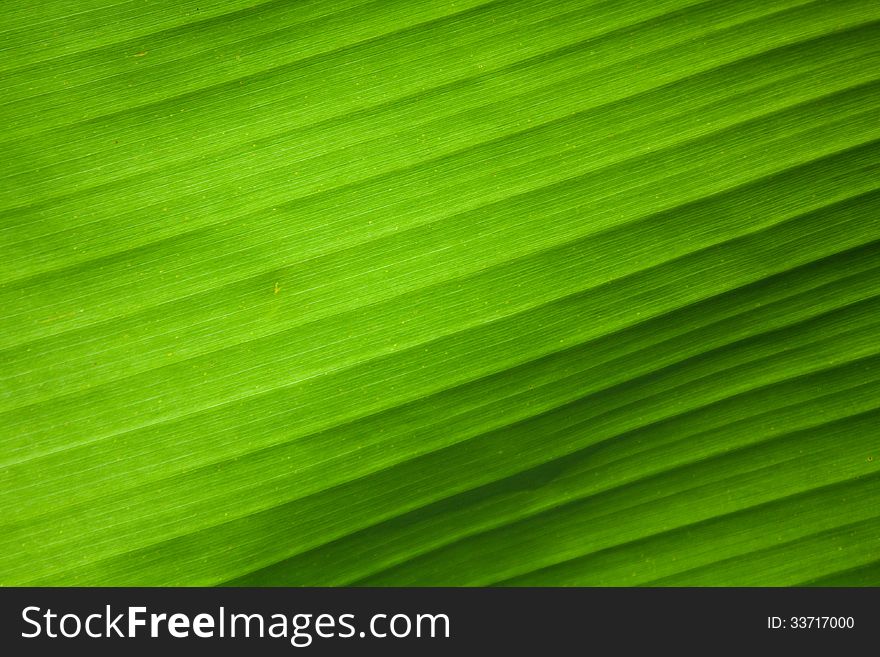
{"left": 134, "top": 51, "right": 147, "bottom": 57}
{"left": 274, "top": 282, "right": 281, "bottom": 295}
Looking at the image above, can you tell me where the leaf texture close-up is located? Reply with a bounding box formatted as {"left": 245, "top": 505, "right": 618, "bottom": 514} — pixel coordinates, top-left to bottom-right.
{"left": 1, "top": 0, "right": 879, "bottom": 586}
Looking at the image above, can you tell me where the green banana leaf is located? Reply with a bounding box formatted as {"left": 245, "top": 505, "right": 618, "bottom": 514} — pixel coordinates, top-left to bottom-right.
{"left": 1, "top": 0, "right": 878, "bottom": 587}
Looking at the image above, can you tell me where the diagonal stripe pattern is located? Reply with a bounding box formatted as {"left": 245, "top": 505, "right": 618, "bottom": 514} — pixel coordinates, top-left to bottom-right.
{"left": 1, "top": 0, "right": 878, "bottom": 586}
